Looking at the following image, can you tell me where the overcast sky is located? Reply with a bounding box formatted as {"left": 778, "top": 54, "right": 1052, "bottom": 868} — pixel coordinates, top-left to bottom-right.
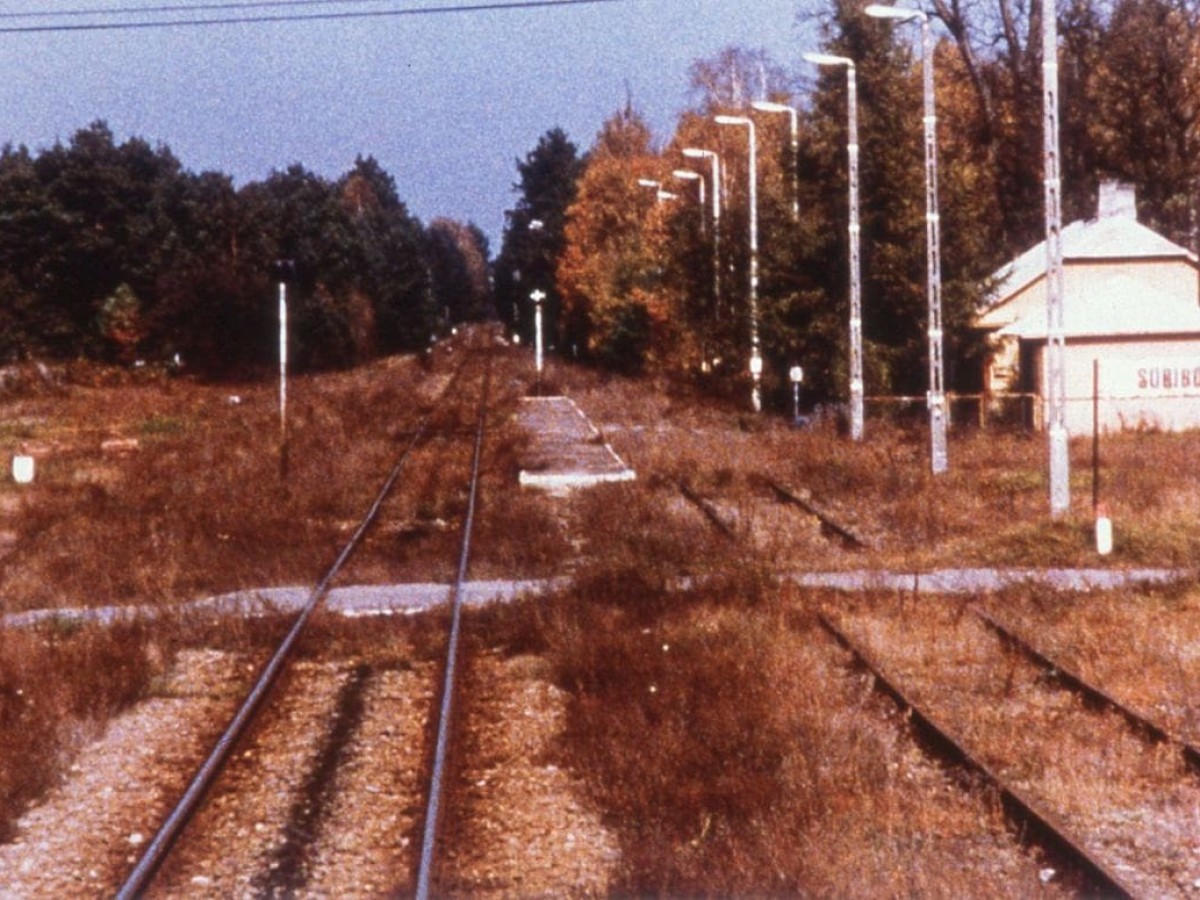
{"left": 0, "top": 0, "right": 815, "bottom": 248}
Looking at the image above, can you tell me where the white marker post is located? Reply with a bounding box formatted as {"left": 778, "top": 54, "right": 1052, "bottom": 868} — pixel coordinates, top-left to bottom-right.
{"left": 531, "top": 288, "right": 546, "bottom": 394}
{"left": 279, "top": 279, "right": 288, "bottom": 476}
{"left": 274, "top": 259, "right": 294, "bottom": 478}
{"left": 790, "top": 365, "right": 804, "bottom": 424}
{"left": 11, "top": 454, "right": 33, "bottom": 484}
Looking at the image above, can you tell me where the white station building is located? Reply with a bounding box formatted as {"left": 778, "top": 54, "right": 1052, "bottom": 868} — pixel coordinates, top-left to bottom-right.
{"left": 976, "top": 182, "right": 1200, "bottom": 433}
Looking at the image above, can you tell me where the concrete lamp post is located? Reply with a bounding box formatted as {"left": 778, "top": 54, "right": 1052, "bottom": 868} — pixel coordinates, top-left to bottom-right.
{"left": 865, "top": 3, "right": 948, "bottom": 474}
{"left": 714, "top": 114, "right": 763, "bottom": 413}
{"left": 531, "top": 288, "right": 546, "bottom": 378}
{"left": 750, "top": 100, "right": 800, "bottom": 221}
{"left": 681, "top": 147, "right": 722, "bottom": 325}
{"left": 804, "top": 51, "right": 864, "bottom": 442}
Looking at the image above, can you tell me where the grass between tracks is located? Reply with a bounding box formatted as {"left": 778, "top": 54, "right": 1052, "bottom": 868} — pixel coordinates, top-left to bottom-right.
{"left": 3, "top": 337, "right": 1200, "bottom": 888}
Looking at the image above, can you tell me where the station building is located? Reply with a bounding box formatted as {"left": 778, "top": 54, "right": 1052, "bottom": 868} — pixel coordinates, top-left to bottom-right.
{"left": 975, "top": 182, "right": 1200, "bottom": 433}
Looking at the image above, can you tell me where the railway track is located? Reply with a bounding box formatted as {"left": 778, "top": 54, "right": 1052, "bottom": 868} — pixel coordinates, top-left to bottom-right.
{"left": 972, "top": 605, "right": 1200, "bottom": 774}
{"left": 108, "top": 346, "right": 495, "bottom": 896}
{"left": 822, "top": 604, "right": 1200, "bottom": 898}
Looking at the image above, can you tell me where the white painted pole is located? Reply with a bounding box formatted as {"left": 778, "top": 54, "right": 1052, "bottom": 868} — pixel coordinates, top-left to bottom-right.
{"left": 715, "top": 114, "right": 762, "bottom": 413}
{"left": 804, "top": 53, "right": 864, "bottom": 442}
{"left": 279, "top": 279, "right": 288, "bottom": 475}
{"left": 531, "top": 288, "right": 546, "bottom": 396}
{"left": 1044, "top": 0, "right": 1071, "bottom": 516}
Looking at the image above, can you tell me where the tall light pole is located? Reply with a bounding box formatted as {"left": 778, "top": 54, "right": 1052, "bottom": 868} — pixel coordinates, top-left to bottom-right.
{"left": 751, "top": 100, "right": 800, "bottom": 221}
{"left": 1043, "top": 1, "right": 1070, "bottom": 517}
{"left": 682, "top": 147, "right": 722, "bottom": 323}
{"left": 805, "top": 52, "right": 864, "bottom": 442}
{"left": 715, "top": 114, "right": 763, "bottom": 412}
{"left": 272, "top": 258, "right": 295, "bottom": 478}
{"left": 866, "top": 3, "right": 947, "bottom": 474}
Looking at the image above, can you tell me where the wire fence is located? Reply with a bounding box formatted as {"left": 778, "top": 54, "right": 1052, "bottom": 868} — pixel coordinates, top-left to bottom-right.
{"left": 864, "top": 391, "right": 1200, "bottom": 432}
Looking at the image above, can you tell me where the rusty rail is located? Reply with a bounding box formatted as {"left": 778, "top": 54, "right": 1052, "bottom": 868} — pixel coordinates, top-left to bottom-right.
{"left": 760, "top": 476, "right": 868, "bottom": 549}
{"left": 973, "top": 605, "right": 1200, "bottom": 774}
{"left": 819, "top": 612, "right": 1138, "bottom": 899}
{"left": 116, "top": 354, "right": 481, "bottom": 898}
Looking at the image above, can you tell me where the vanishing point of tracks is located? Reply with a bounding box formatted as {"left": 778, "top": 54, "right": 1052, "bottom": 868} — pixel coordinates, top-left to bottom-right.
{"left": 118, "top": 345, "right": 495, "bottom": 897}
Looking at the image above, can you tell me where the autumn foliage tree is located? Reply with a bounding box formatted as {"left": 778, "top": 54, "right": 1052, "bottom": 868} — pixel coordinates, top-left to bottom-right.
{"left": 557, "top": 105, "right": 678, "bottom": 373}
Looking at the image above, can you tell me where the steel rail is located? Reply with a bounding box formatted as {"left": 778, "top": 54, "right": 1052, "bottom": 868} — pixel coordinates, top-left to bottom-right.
{"left": 677, "top": 479, "right": 736, "bottom": 538}
{"left": 973, "top": 605, "right": 1200, "bottom": 773}
{"left": 415, "top": 358, "right": 492, "bottom": 900}
{"left": 818, "top": 613, "right": 1138, "bottom": 899}
{"left": 759, "top": 475, "right": 868, "bottom": 549}
{"left": 116, "top": 356, "right": 474, "bottom": 899}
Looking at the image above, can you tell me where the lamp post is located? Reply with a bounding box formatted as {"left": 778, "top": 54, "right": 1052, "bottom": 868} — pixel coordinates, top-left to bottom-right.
{"left": 715, "top": 114, "right": 762, "bottom": 413}
{"left": 272, "top": 258, "right": 295, "bottom": 478}
{"left": 751, "top": 99, "right": 800, "bottom": 221}
{"left": 866, "top": 3, "right": 947, "bottom": 474}
{"left": 531, "top": 288, "right": 546, "bottom": 395}
{"left": 637, "top": 178, "right": 677, "bottom": 203}
{"left": 1043, "top": 0, "right": 1070, "bottom": 516}
{"left": 805, "top": 52, "right": 864, "bottom": 442}
{"left": 682, "top": 147, "right": 722, "bottom": 322}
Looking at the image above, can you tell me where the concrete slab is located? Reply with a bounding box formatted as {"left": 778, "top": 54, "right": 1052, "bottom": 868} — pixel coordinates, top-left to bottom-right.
{"left": 516, "top": 395, "right": 635, "bottom": 493}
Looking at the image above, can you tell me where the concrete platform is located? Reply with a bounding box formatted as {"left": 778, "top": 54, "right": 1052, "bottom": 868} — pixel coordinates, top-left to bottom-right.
{"left": 517, "top": 395, "right": 636, "bottom": 492}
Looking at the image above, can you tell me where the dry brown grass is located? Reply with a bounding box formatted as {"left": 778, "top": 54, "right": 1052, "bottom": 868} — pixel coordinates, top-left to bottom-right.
{"left": 987, "top": 582, "right": 1200, "bottom": 743}
{"left": 0, "top": 619, "right": 166, "bottom": 842}
{"left": 4, "top": 345, "right": 1200, "bottom": 891}
{"left": 520, "top": 576, "right": 1064, "bottom": 895}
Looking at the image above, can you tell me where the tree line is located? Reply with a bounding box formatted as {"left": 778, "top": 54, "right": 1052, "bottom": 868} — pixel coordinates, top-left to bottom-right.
{"left": 0, "top": 121, "right": 490, "bottom": 375}
{"left": 494, "top": 0, "right": 1200, "bottom": 410}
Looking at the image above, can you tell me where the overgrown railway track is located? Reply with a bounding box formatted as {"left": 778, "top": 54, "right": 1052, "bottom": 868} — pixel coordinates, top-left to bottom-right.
{"left": 115, "top": 344, "right": 496, "bottom": 897}
{"left": 972, "top": 605, "right": 1200, "bottom": 774}
{"left": 819, "top": 612, "right": 1137, "bottom": 898}
{"left": 822, "top": 604, "right": 1200, "bottom": 898}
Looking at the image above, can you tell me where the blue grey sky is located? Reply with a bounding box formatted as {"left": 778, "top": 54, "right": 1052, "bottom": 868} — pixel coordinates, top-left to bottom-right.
{"left": 0, "top": 1, "right": 814, "bottom": 247}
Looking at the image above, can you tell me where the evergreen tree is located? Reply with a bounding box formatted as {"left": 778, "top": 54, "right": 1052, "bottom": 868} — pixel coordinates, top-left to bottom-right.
{"left": 495, "top": 127, "right": 582, "bottom": 349}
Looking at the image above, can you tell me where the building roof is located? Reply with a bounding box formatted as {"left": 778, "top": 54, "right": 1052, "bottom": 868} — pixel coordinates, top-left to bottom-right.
{"left": 981, "top": 215, "right": 1194, "bottom": 311}
{"left": 996, "top": 274, "right": 1200, "bottom": 340}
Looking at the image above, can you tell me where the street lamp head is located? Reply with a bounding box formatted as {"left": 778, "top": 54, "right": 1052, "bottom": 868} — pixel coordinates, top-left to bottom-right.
{"left": 804, "top": 51, "right": 855, "bottom": 68}
{"left": 637, "top": 178, "right": 660, "bottom": 190}
{"left": 865, "top": 3, "right": 926, "bottom": 22}
{"left": 751, "top": 100, "right": 795, "bottom": 114}
{"left": 672, "top": 169, "right": 701, "bottom": 180}
{"left": 682, "top": 147, "right": 715, "bottom": 159}
{"left": 715, "top": 114, "right": 752, "bottom": 127}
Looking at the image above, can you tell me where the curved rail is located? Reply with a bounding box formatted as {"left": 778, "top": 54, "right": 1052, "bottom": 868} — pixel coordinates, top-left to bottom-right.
{"left": 819, "top": 612, "right": 1138, "bottom": 899}
{"left": 116, "top": 356, "right": 477, "bottom": 898}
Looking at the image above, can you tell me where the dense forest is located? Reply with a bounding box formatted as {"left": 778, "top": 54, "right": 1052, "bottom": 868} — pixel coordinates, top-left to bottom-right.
{"left": 494, "top": 0, "right": 1200, "bottom": 408}
{"left": 0, "top": 0, "right": 1195, "bottom": 406}
{"left": 0, "top": 122, "right": 490, "bottom": 375}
